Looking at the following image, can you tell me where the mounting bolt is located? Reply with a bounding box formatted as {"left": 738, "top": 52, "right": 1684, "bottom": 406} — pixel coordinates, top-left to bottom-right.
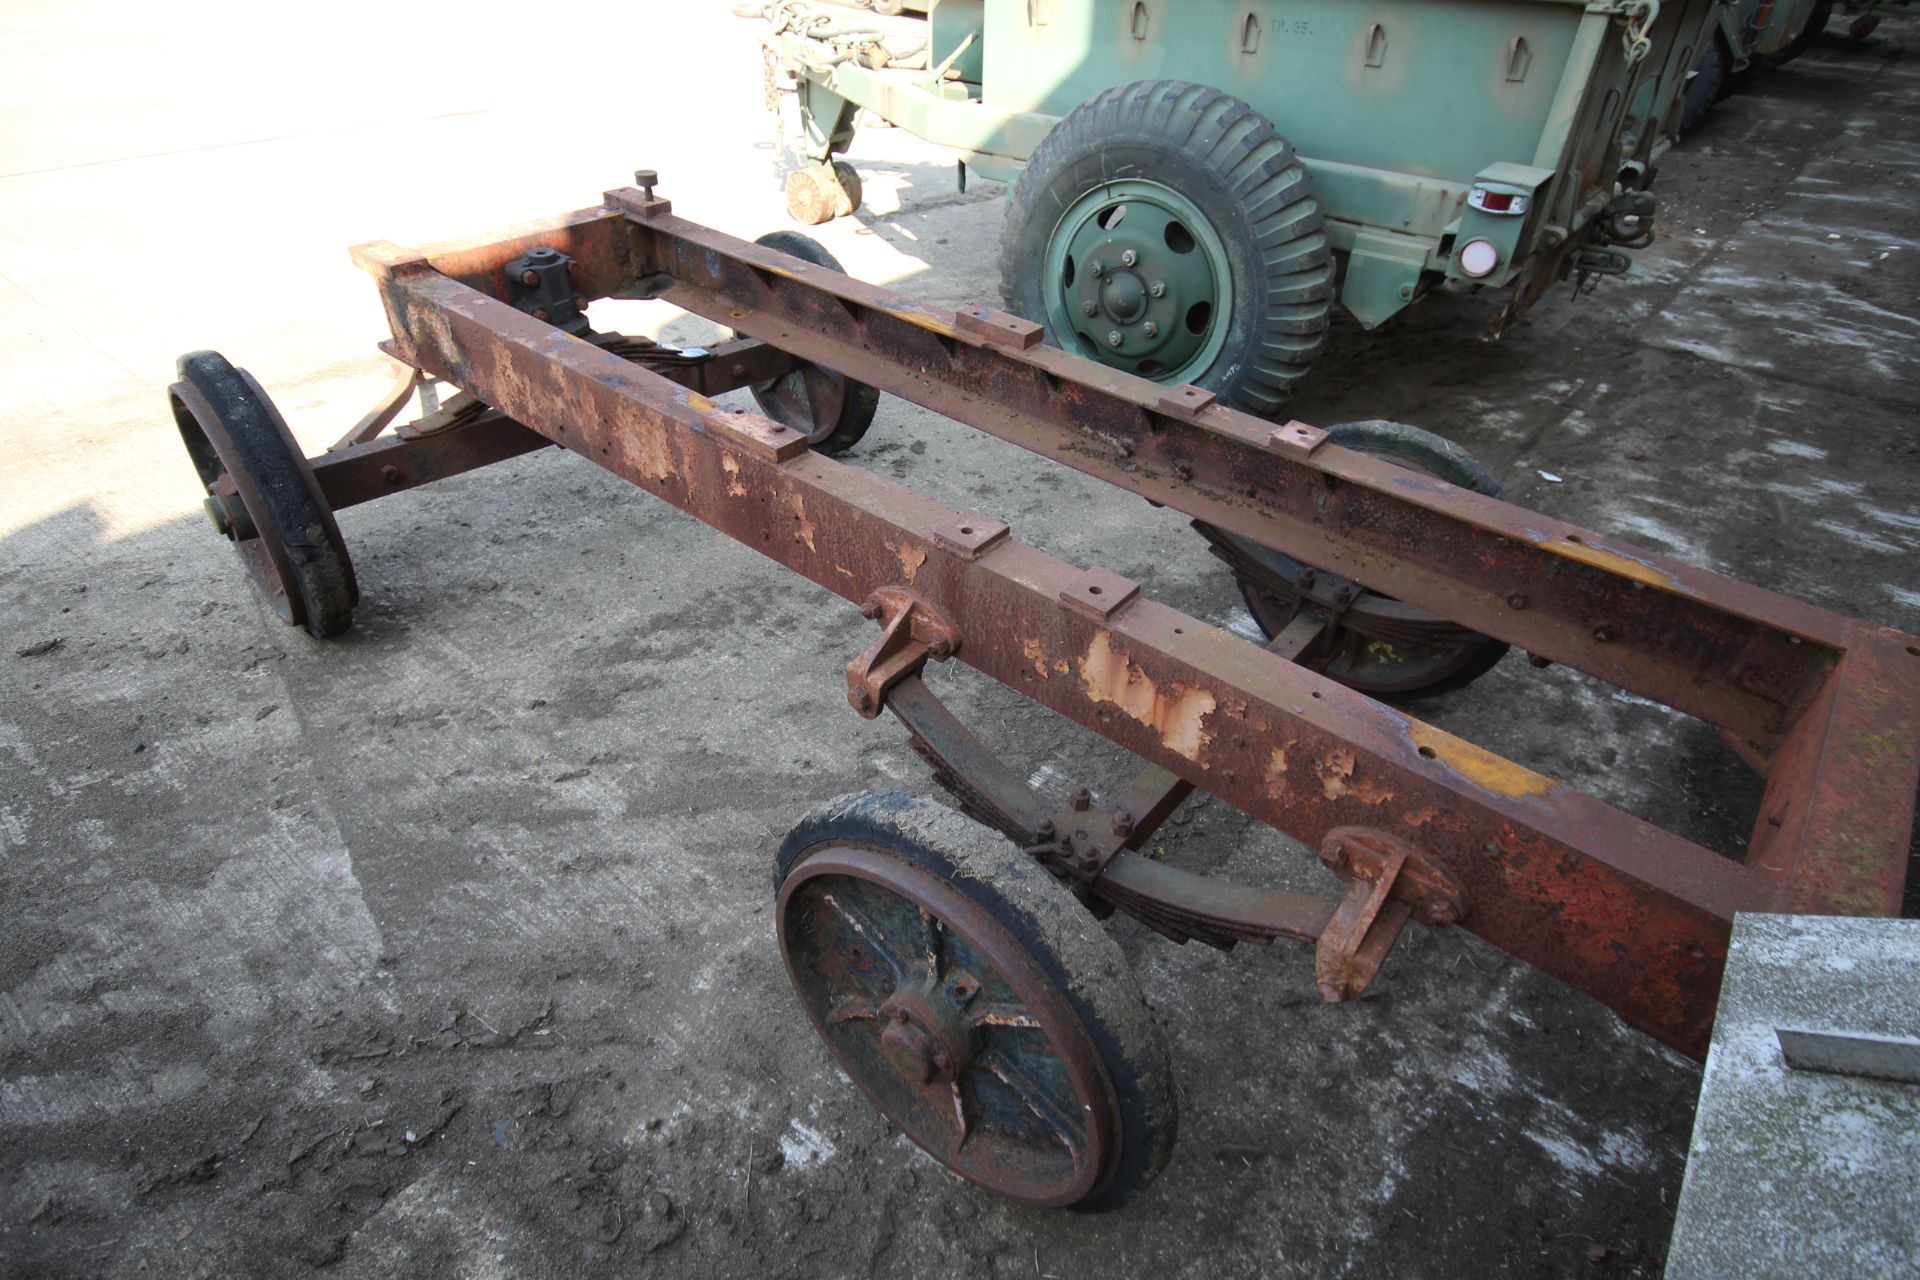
{"left": 381, "top": 464, "right": 404, "bottom": 486}
{"left": 1148, "top": 280, "right": 1165, "bottom": 298}
{"left": 1142, "top": 321, "right": 1158, "bottom": 339}
{"left": 635, "top": 169, "right": 658, "bottom": 200}
{"left": 1088, "top": 260, "right": 1105, "bottom": 278}
{"left": 1076, "top": 850, "right": 1100, "bottom": 873}
{"left": 1081, "top": 300, "right": 1097, "bottom": 316}
{"left": 1110, "top": 810, "right": 1135, "bottom": 838}
{"left": 1107, "top": 331, "right": 1122, "bottom": 347}
{"left": 532, "top": 308, "right": 551, "bottom": 322}
{"left": 1121, "top": 249, "right": 1138, "bottom": 267}
{"left": 1298, "top": 569, "right": 1317, "bottom": 590}
{"left": 1429, "top": 902, "right": 1460, "bottom": 928}
{"left": 1035, "top": 819, "right": 1055, "bottom": 841}
{"left": 927, "top": 637, "right": 953, "bottom": 661}
{"left": 1069, "top": 785, "right": 1091, "bottom": 812}
{"left": 1507, "top": 593, "right": 1527, "bottom": 610}
{"left": 1592, "top": 624, "right": 1618, "bottom": 643}
{"left": 1323, "top": 840, "right": 1347, "bottom": 870}
{"left": 521, "top": 268, "right": 540, "bottom": 286}
{"left": 860, "top": 599, "right": 883, "bottom": 619}
{"left": 1175, "top": 464, "right": 1194, "bottom": 482}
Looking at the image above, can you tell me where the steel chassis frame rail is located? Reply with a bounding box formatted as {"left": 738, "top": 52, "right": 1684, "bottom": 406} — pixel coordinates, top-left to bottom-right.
{"left": 280, "top": 181, "right": 1918, "bottom": 1060}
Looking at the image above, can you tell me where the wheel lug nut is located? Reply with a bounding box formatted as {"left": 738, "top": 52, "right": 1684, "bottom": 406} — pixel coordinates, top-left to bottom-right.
{"left": 1121, "top": 249, "right": 1138, "bottom": 267}
{"left": 1107, "top": 331, "right": 1122, "bottom": 347}
{"left": 1081, "top": 300, "right": 1096, "bottom": 317}
{"left": 1149, "top": 280, "right": 1166, "bottom": 298}
{"left": 1088, "top": 260, "right": 1105, "bottom": 278}
{"left": 1142, "top": 321, "right": 1158, "bottom": 338}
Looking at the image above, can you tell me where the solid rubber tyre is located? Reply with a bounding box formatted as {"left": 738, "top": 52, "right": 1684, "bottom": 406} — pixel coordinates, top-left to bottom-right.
{"left": 1209, "top": 420, "right": 1510, "bottom": 700}
{"left": 775, "top": 792, "right": 1177, "bottom": 1212}
{"left": 998, "top": 80, "right": 1334, "bottom": 415}
{"left": 170, "top": 350, "right": 357, "bottom": 638}
{"left": 747, "top": 231, "right": 881, "bottom": 455}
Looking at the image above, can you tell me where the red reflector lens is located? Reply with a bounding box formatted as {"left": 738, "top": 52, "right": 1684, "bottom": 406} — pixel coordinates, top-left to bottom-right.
{"left": 1478, "top": 191, "right": 1516, "bottom": 212}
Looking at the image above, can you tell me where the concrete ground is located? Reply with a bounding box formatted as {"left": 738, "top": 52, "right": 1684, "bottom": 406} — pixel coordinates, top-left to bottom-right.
{"left": 2, "top": 3, "right": 1916, "bottom": 1277}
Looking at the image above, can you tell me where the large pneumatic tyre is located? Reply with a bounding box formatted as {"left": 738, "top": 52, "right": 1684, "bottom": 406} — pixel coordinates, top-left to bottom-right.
{"left": 775, "top": 792, "right": 1177, "bottom": 1212}
{"left": 1202, "top": 420, "right": 1510, "bottom": 700}
{"left": 1781, "top": 0, "right": 1833, "bottom": 61}
{"left": 1681, "top": 37, "right": 1728, "bottom": 132}
{"left": 746, "top": 231, "right": 881, "bottom": 455}
{"left": 169, "top": 351, "right": 358, "bottom": 639}
{"left": 998, "top": 80, "right": 1335, "bottom": 415}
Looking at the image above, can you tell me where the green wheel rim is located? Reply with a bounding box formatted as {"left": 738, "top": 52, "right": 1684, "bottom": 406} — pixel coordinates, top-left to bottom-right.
{"left": 1041, "top": 179, "right": 1233, "bottom": 383}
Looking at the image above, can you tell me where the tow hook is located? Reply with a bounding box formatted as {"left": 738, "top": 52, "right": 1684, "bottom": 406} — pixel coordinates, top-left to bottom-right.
{"left": 1597, "top": 191, "right": 1657, "bottom": 249}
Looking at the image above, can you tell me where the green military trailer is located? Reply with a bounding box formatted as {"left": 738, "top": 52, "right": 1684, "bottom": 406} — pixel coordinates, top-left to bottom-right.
{"left": 762, "top": 0, "right": 1715, "bottom": 411}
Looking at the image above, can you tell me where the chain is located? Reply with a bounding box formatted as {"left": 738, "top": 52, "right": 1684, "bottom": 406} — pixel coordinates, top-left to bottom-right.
{"left": 1620, "top": 0, "right": 1659, "bottom": 64}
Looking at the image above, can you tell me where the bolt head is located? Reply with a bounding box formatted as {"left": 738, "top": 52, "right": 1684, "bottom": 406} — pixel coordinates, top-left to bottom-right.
{"left": 1148, "top": 280, "right": 1166, "bottom": 298}
{"left": 1507, "top": 593, "right": 1527, "bottom": 610}
{"left": 927, "top": 637, "right": 953, "bottom": 661}
{"left": 1069, "top": 786, "right": 1091, "bottom": 811}
{"left": 1142, "top": 321, "right": 1158, "bottom": 339}
{"left": 1121, "top": 249, "right": 1138, "bottom": 267}
{"left": 1110, "top": 810, "right": 1135, "bottom": 838}
{"left": 1081, "top": 300, "right": 1097, "bottom": 317}
{"left": 532, "top": 308, "right": 550, "bottom": 322}
{"left": 634, "top": 168, "right": 658, "bottom": 186}
{"left": 1429, "top": 903, "right": 1459, "bottom": 928}
{"left": 1088, "top": 260, "right": 1105, "bottom": 278}
{"left": 202, "top": 497, "right": 234, "bottom": 539}
{"left": 860, "top": 600, "right": 883, "bottom": 619}
{"left": 1323, "top": 840, "right": 1347, "bottom": 869}
{"left": 1107, "top": 331, "right": 1122, "bottom": 347}
{"left": 521, "top": 268, "right": 540, "bottom": 286}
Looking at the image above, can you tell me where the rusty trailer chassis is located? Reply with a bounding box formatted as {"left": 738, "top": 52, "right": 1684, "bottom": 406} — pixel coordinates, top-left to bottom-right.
{"left": 171, "top": 179, "right": 1919, "bottom": 1206}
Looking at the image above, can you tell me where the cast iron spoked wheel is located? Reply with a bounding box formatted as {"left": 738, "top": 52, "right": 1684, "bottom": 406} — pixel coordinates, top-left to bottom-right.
{"left": 775, "top": 793, "right": 1177, "bottom": 1211}
{"left": 999, "top": 80, "right": 1335, "bottom": 415}
{"left": 747, "top": 231, "right": 881, "bottom": 456}
{"left": 1203, "top": 420, "right": 1510, "bottom": 699}
{"left": 169, "top": 350, "right": 358, "bottom": 639}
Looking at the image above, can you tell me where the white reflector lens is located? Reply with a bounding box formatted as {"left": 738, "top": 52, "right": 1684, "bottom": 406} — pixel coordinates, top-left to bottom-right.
{"left": 1460, "top": 239, "right": 1500, "bottom": 278}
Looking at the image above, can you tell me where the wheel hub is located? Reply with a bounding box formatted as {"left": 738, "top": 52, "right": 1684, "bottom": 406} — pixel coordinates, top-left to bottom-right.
{"left": 877, "top": 977, "right": 979, "bottom": 1084}
{"left": 1045, "top": 180, "right": 1230, "bottom": 381}
{"left": 1099, "top": 266, "right": 1150, "bottom": 324}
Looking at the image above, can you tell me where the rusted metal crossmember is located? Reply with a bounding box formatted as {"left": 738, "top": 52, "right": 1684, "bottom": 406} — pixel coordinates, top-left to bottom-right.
{"left": 341, "top": 185, "right": 1920, "bottom": 1058}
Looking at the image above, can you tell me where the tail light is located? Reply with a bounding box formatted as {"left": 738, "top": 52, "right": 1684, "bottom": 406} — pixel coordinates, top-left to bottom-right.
{"left": 1460, "top": 239, "right": 1501, "bottom": 278}
{"left": 1469, "top": 186, "right": 1529, "bottom": 216}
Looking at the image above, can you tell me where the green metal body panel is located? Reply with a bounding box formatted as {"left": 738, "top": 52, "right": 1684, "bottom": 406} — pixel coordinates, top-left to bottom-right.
{"left": 772, "top": 0, "right": 1719, "bottom": 329}
{"left": 930, "top": 0, "right": 987, "bottom": 83}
